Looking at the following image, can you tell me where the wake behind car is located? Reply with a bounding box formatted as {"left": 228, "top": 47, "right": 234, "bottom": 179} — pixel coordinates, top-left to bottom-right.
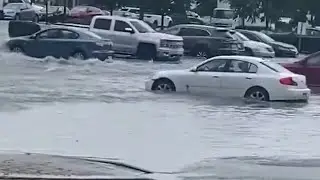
{"left": 0, "top": 153, "right": 318, "bottom": 180}
{"left": 237, "top": 29, "right": 298, "bottom": 57}
{"left": 145, "top": 56, "right": 310, "bottom": 101}
{"left": 161, "top": 24, "right": 244, "bottom": 58}
{"left": 7, "top": 22, "right": 113, "bottom": 61}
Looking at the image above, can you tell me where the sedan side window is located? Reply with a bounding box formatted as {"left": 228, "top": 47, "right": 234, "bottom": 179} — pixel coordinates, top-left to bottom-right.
{"left": 114, "top": 20, "right": 132, "bottom": 32}
{"left": 197, "top": 59, "right": 228, "bottom": 72}
{"left": 228, "top": 60, "right": 258, "bottom": 73}
{"left": 37, "top": 29, "right": 63, "bottom": 39}
{"left": 60, "top": 30, "right": 79, "bottom": 39}
{"left": 242, "top": 32, "right": 260, "bottom": 41}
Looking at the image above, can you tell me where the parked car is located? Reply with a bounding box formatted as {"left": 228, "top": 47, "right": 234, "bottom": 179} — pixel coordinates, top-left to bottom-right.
{"left": 86, "top": 15, "right": 183, "bottom": 61}
{"left": 70, "top": 5, "right": 105, "bottom": 18}
{"left": 162, "top": 24, "right": 244, "bottom": 58}
{"left": 7, "top": 25, "right": 114, "bottom": 61}
{"left": 66, "top": 6, "right": 106, "bottom": 25}
{"left": 116, "top": 7, "right": 173, "bottom": 28}
{"left": 186, "top": 10, "right": 200, "bottom": 19}
{"left": 145, "top": 56, "right": 310, "bottom": 102}
{"left": 38, "top": 5, "right": 71, "bottom": 21}
{"left": 232, "top": 31, "right": 275, "bottom": 58}
{"left": 237, "top": 29, "right": 298, "bottom": 57}
{"left": 3, "top": 3, "right": 38, "bottom": 21}
{"left": 281, "top": 51, "right": 320, "bottom": 89}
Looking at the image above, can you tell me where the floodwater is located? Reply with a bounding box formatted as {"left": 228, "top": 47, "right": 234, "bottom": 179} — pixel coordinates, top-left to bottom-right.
{"left": 0, "top": 21, "right": 319, "bottom": 179}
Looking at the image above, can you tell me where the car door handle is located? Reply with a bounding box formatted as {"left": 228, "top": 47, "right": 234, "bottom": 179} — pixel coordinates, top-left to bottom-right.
{"left": 212, "top": 76, "right": 219, "bottom": 78}
{"left": 245, "top": 77, "right": 252, "bottom": 79}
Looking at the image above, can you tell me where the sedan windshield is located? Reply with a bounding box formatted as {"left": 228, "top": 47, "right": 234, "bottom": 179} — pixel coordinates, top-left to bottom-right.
{"left": 233, "top": 32, "right": 250, "bottom": 41}
{"left": 257, "top": 32, "right": 275, "bottom": 43}
{"left": 130, "top": 21, "right": 155, "bottom": 33}
{"left": 261, "top": 61, "right": 291, "bottom": 73}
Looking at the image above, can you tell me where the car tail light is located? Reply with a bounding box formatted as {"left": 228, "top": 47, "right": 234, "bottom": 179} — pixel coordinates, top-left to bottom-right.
{"left": 279, "top": 77, "right": 298, "bottom": 86}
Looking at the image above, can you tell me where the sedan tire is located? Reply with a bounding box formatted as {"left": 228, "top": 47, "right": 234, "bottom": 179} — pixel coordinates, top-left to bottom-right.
{"left": 152, "top": 78, "right": 176, "bottom": 92}
{"left": 245, "top": 87, "right": 270, "bottom": 101}
{"left": 72, "top": 51, "right": 86, "bottom": 60}
{"left": 11, "top": 46, "right": 24, "bottom": 53}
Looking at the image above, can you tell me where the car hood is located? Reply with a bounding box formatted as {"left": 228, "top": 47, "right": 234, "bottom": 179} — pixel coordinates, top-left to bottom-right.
{"left": 0, "top": 152, "right": 154, "bottom": 177}
{"left": 270, "top": 41, "right": 296, "bottom": 49}
{"left": 142, "top": 32, "right": 182, "bottom": 41}
{"left": 3, "top": 8, "right": 18, "bottom": 12}
{"left": 243, "top": 40, "right": 273, "bottom": 49}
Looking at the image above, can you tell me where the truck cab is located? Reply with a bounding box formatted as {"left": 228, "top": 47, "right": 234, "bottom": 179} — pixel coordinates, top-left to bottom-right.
{"left": 89, "top": 15, "right": 183, "bottom": 61}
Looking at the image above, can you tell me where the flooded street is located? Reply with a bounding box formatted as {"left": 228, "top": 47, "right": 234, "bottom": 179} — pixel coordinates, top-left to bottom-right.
{"left": 0, "top": 21, "right": 320, "bottom": 178}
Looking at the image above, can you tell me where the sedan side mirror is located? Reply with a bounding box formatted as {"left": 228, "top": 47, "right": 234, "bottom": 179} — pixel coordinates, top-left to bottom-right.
{"left": 124, "top": 27, "right": 134, "bottom": 34}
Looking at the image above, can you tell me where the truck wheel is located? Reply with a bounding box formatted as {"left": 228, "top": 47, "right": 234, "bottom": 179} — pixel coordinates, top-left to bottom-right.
{"left": 137, "top": 43, "right": 156, "bottom": 60}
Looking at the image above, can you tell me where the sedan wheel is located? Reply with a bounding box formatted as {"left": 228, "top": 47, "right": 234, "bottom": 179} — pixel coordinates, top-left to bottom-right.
{"left": 11, "top": 46, "right": 23, "bottom": 53}
{"left": 152, "top": 79, "right": 175, "bottom": 92}
{"left": 249, "top": 91, "right": 266, "bottom": 101}
{"left": 73, "top": 52, "right": 85, "bottom": 60}
{"left": 245, "top": 87, "right": 269, "bottom": 101}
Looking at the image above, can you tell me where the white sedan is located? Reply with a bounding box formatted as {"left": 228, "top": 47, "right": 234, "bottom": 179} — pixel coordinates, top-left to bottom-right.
{"left": 145, "top": 56, "right": 311, "bottom": 101}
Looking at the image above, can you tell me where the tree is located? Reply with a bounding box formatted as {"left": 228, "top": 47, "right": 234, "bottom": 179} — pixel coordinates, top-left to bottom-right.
{"left": 194, "top": 0, "right": 217, "bottom": 16}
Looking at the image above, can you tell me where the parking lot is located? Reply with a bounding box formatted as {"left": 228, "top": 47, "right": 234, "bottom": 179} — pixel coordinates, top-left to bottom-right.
{"left": 0, "top": 20, "right": 319, "bottom": 176}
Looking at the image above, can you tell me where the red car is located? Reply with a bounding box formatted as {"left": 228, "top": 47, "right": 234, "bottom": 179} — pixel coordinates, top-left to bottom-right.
{"left": 70, "top": 6, "right": 104, "bottom": 18}
{"left": 282, "top": 51, "right": 320, "bottom": 89}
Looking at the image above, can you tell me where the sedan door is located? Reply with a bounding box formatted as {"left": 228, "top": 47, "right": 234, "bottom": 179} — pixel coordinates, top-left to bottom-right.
{"left": 219, "top": 59, "right": 258, "bottom": 98}
{"left": 24, "top": 29, "right": 63, "bottom": 58}
{"left": 185, "top": 59, "right": 228, "bottom": 95}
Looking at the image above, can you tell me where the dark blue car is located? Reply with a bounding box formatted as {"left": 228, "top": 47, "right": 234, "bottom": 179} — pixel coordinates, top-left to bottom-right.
{"left": 7, "top": 26, "right": 114, "bottom": 61}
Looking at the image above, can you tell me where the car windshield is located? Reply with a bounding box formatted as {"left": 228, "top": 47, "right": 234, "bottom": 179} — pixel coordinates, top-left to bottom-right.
{"left": 257, "top": 32, "right": 275, "bottom": 42}
{"left": 261, "top": 60, "right": 292, "bottom": 73}
{"left": 130, "top": 20, "right": 155, "bottom": 33}
{"left": 233, "top": 32, "right": 250, "bottom": 41}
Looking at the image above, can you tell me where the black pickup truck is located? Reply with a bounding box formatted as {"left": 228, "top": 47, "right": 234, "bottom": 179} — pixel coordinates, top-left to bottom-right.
{"left": 161, "top": 24, "right": 244, "bottom": 58}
